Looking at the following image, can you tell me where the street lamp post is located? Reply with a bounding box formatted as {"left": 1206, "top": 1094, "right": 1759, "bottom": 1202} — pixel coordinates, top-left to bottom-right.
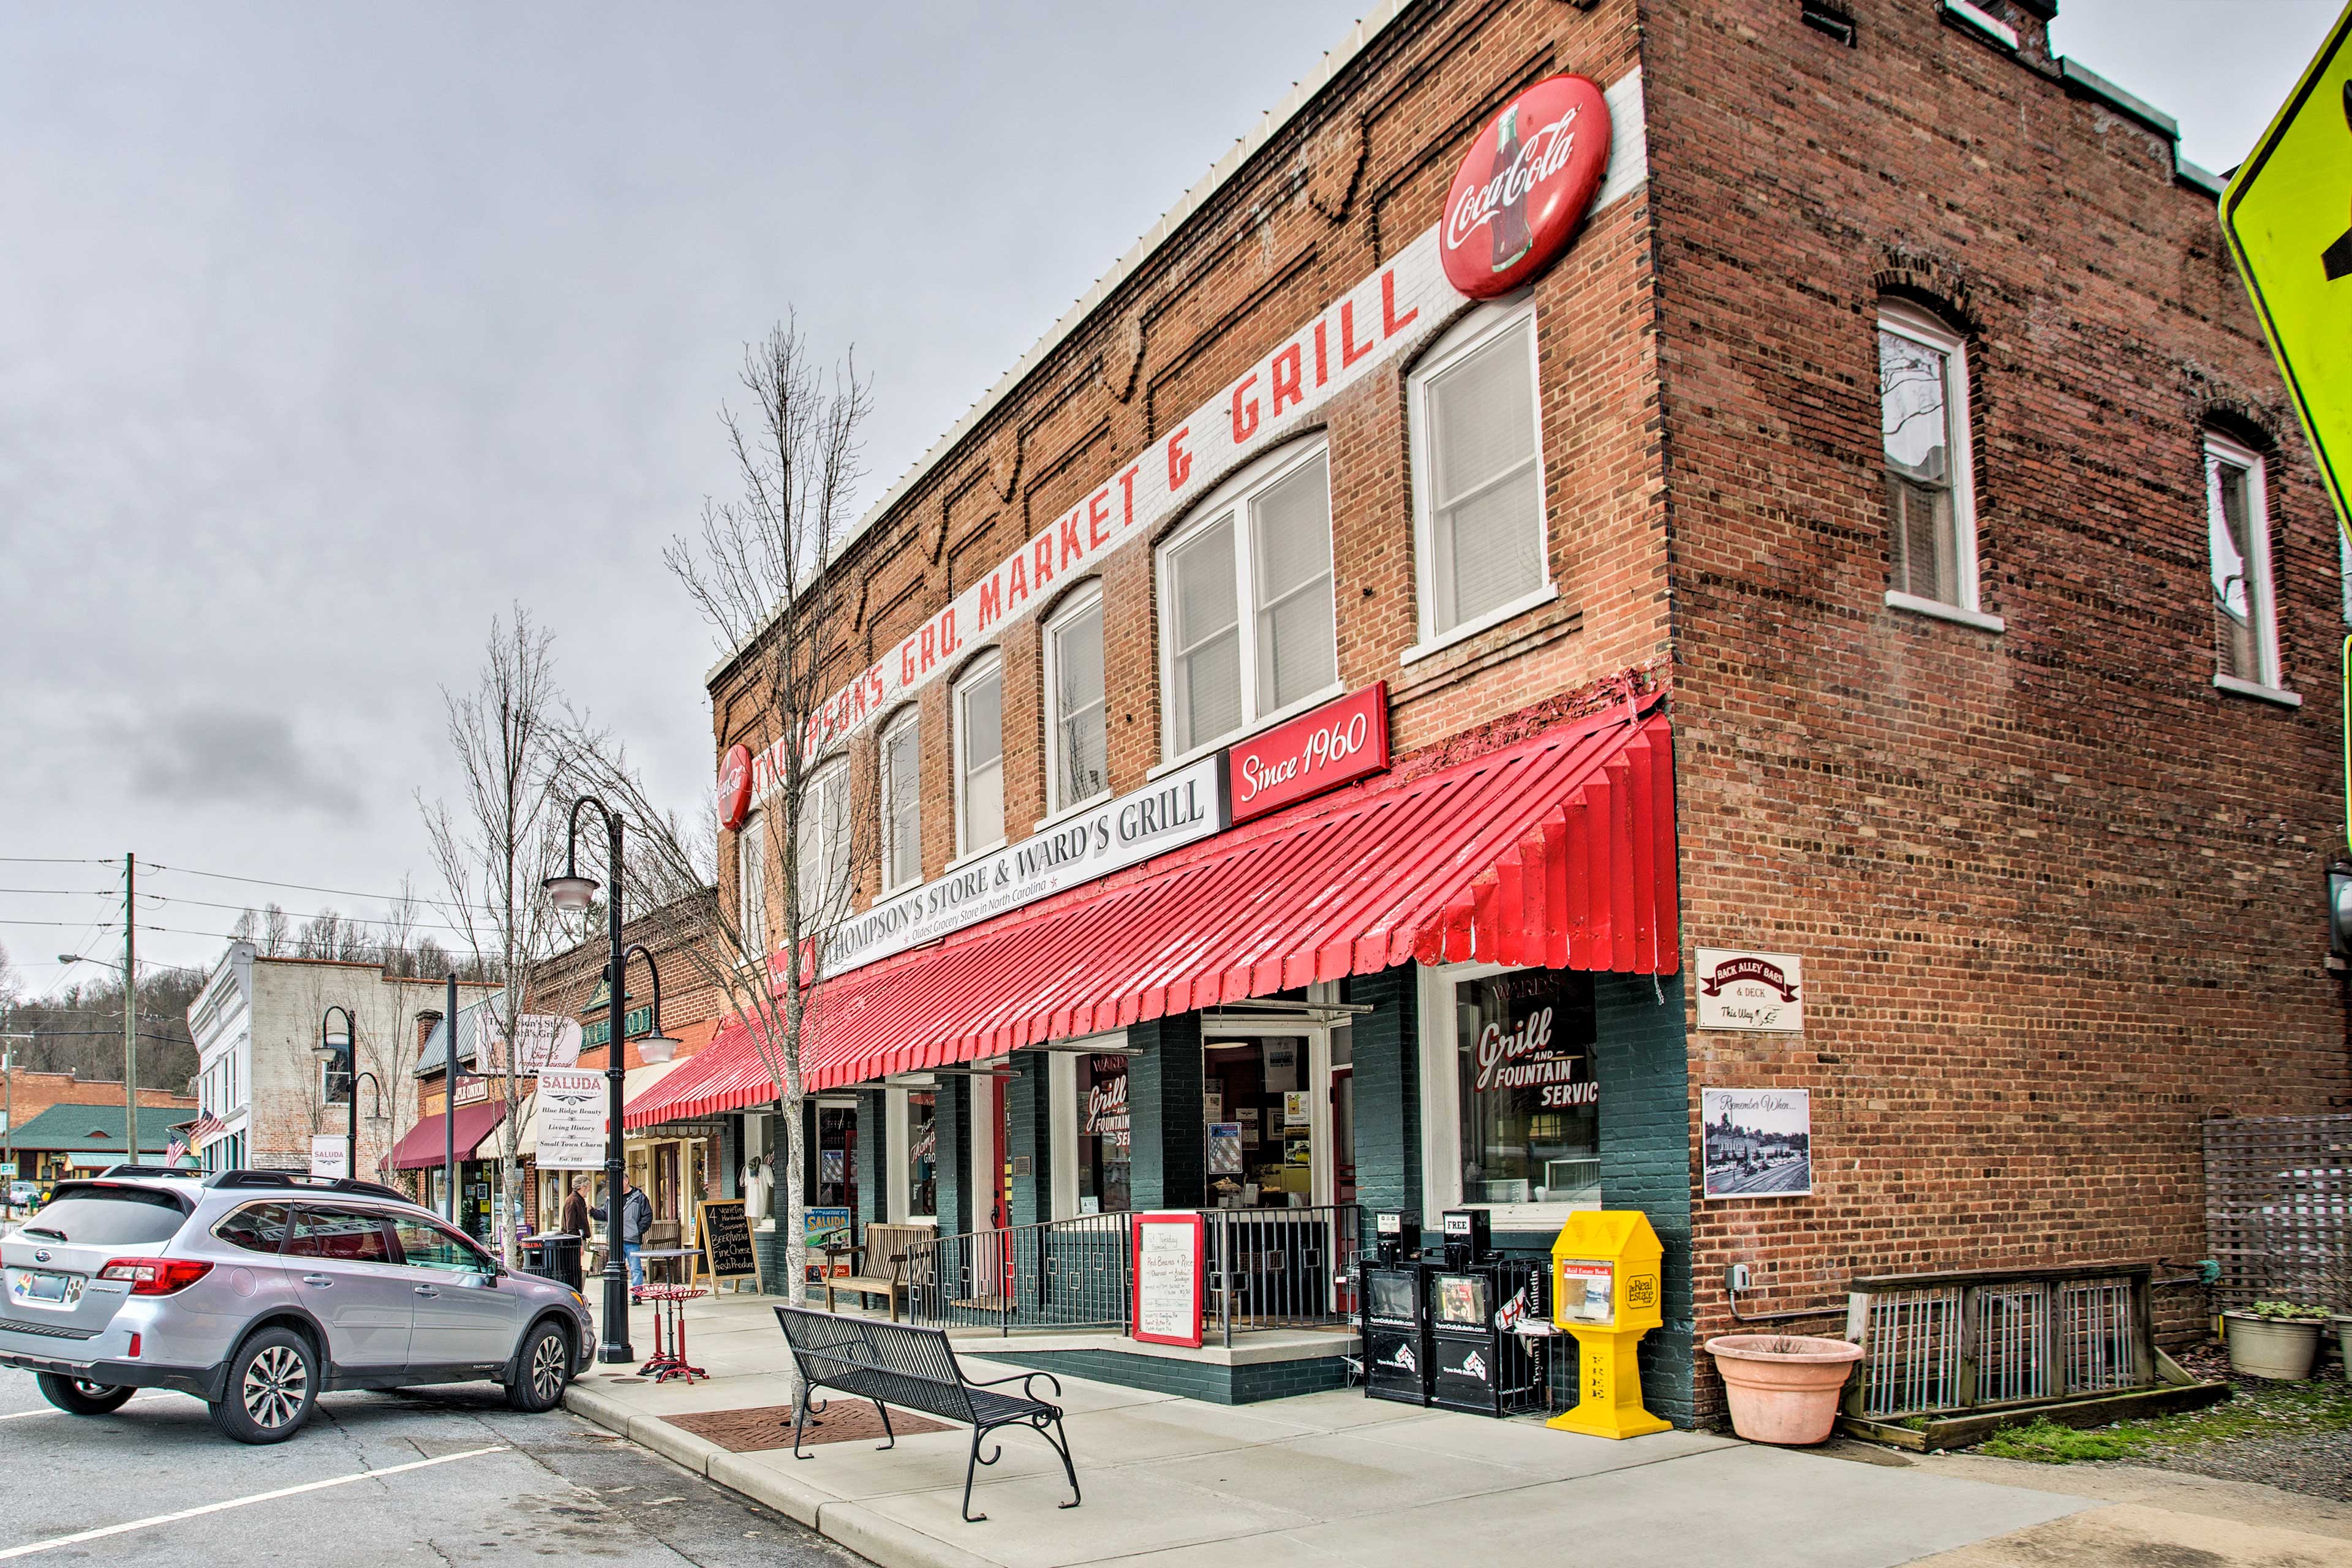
{"left": 311, "top": 1006, "right": 382, "bottom": 1182}
{"left": 545, "top": 796, "right": 635, "bottom": 1364}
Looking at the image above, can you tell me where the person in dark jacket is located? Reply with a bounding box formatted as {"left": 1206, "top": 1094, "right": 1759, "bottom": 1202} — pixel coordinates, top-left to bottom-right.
{"left": 559, "top": 1178, "right": 590, "bottom": 1245}
{"left": 590, "top": 1177, "right": 655, "bottom": 1302}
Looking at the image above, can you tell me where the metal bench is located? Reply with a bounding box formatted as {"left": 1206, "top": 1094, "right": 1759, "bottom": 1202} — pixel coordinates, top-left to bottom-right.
{"left": 772, "top": 1305, "right": 1080, "bottom": 1523}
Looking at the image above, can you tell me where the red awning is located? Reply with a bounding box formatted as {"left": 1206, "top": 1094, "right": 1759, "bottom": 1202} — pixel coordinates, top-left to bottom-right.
{"left": 628, "top": 703, "right": 1676, "bottom": 1128}
{"left": 386, "top": 1101, "right": 508, "bottom": 1170}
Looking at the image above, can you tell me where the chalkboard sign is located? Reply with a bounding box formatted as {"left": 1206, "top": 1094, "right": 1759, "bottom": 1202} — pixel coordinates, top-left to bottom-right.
{"left": 1130, "top": 1211, "right": 1204, "bottom": 1348}
{"left": 698, "top": 1199, "right": 758, "bottom": 1283}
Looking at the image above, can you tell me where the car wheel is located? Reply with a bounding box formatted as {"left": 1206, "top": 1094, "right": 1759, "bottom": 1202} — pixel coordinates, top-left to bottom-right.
{"left": 505, "top": 1319, "right": 571, "bottom": 1412}
{"left": 209, "top": 1326, "right": 317, "bottom": 1444}
{"left": 35, "top": 1374, "right": 134, "bottom": 1415}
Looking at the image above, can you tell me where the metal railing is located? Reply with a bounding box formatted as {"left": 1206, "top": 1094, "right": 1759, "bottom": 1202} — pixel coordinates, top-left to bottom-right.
{"left": 904, "top": 1203, "right": 1362, "bottom": 1344}
{"left": 907, "top": 1213, "right": 1133, "bottom": 1335}
{"left": 1847, "top": 1264, "right": 2155, "bottom": 1420}
{"left": 1207, "top": 1204, "right": 1360, "bottom": 1346}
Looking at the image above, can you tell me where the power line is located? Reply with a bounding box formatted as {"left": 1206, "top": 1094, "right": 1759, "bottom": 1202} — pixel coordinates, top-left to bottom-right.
{"left": 141, "top": 862, "right": 504, "bottom": 914}
{"left": 0, "top": 858, "right": 116, "bottom": 866}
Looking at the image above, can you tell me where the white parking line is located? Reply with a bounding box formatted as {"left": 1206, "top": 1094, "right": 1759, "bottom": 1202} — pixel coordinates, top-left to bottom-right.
{"left": 0, "top": 1394, "right": 173, "bottom": 1420}
{"left": 0, "top": 1444, "right": 508, "bottom": 1559}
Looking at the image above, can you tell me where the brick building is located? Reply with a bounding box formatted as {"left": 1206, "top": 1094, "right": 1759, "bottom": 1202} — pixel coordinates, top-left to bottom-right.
{"left": 633, "top": 0, "right": 2350, "bottom": 1422}
{"left": 189, "top": 943, "right": 497, "bottom": 1180}
{"left": 1, "top": 1074, "right": 195, "bottom": 1186}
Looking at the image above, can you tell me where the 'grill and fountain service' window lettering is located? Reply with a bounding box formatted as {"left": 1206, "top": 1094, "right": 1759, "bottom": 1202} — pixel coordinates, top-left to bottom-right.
{"left": 1455, "top": 970, "right": 1597, "bottom": 1206}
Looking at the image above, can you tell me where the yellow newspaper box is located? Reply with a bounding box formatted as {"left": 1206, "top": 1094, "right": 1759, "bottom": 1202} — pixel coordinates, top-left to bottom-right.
{"left": 1547, "top": 1210, "right": 1670, "bottom": 1439}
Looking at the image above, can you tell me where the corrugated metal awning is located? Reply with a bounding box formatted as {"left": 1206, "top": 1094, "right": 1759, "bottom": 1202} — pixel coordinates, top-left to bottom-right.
{"left": 628, "top": 703, "right": 1676, "bottom": 1127}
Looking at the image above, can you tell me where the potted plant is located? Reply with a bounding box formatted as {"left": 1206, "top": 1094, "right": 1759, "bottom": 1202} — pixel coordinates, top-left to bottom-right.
{"left": 2223, "top": 1302, "right": 2331, "bottom": 1381}
{"left": 1703, "top": 1333, "right": 1865, "bottom": 1445}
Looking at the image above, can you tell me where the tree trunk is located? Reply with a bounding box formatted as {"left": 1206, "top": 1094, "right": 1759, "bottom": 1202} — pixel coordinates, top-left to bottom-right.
{"left": 781, "top": 1088, "right": 806, "bottom": 1308}
{"left": 501, "top": 1149, "right": 522, "bottom": 1267}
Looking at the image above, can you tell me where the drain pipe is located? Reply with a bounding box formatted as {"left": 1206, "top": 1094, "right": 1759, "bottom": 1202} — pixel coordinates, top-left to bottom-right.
{"left": 1725, "top": 1265, "right": 1846, "bottom": 1327}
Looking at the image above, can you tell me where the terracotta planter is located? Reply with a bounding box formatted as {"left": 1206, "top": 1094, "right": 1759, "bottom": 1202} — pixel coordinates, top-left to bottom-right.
{"left": 1704, "top": 1333, "right": 1864, "bottom": 1446}
{"left": 2223, "top": 1311, "right": 2323, "bottom": 1381}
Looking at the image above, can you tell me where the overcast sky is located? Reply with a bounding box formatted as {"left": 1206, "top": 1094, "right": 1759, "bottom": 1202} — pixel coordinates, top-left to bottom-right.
{"left": 2, "top": 1, "right": 2337, "bottom": 985}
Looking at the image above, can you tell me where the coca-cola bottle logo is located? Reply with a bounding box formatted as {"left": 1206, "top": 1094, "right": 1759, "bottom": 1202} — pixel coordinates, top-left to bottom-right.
{"left": 1439, "top": 75, "right": 1614, "bottom": 302}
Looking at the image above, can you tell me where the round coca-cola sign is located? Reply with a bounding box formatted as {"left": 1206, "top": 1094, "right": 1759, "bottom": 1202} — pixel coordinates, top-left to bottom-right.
{"left": 1439, "top": 75, "right": 1612, "bottom": 301}
{"left": 717, "top": 742, "right": 753, "bottom": 832}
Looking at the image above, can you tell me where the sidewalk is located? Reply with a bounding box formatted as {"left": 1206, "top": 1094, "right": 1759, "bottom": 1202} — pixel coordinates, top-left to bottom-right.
{"left": 560, "top": 1292, "right": 2352, "bottom": 1568}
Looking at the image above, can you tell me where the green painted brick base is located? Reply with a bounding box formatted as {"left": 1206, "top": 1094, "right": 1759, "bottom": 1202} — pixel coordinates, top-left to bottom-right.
{"left": 982, "top": 1348, "right": 1355, "bottom": 1405}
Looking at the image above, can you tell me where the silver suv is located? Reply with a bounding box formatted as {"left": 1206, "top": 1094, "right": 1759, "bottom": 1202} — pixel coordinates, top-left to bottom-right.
{"left": 0, "top": 1167, "right": 594, "bottom": 1443}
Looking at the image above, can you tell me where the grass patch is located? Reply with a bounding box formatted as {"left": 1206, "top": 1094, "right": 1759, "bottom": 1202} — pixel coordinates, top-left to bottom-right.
{"left": 1973, "top": 1378, "right": 2352, "bottom": 1465}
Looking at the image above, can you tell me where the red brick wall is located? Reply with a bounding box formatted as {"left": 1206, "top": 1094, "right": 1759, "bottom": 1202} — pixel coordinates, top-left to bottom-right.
{"left": 711, "top": 0, "right": 1668, "bottom": 929}
{"left": 4, "top": 1071, "right": 195, "bottom": 1128}
{"left": 1642, "top": 0, "right": 2351, "bottom": 1406}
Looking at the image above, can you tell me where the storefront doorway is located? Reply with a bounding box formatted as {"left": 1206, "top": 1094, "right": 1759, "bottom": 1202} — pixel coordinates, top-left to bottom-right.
{"left": 813, "top": 1103, "right": 858, "bottom": 1212}
{"left": 1202, "top": 1033, "right": 1320, "bottom": 1208}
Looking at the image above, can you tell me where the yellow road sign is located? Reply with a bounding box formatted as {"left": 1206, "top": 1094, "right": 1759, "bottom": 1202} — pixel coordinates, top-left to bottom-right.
{"left": 2223, "top": 2, "right": 2352, "bottom": 535}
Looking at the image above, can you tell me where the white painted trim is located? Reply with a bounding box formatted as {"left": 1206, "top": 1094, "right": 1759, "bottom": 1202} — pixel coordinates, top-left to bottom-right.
{"left": 1415, "top": 960, "right": 1602, "bottom": 1227}
{"left": 1400, "top": 584, "right": 1561, "bottom": 666}
{"left": 1878, "top": 300, "right": 1987, "bottom": 619}
{"left": 1885, "top": 590, "right": 2006, "bottom": 634}
{"left": 2213, "top": 672, "right": 2302, "bottom": 707}
{"left": 1043, "top": 580, "right": 1109, "bottom": 817}
{"left": 885, "top": 1088, "right": 910, "bottom": 1224}
{"left": 2204, "top": 431, "right": 2283, "bottom": 693}
{"left": 952, "top": 652, "right": 1006, "bottom": 859}
{"left": 878, "top": 708, "right": 922, "bottom": 895}
{"left": 1943, "top": 0, "right": 2019, "bottom": 50}
{"left": 1156, "top": 438, "right": 1337, "bottom": 764}
{"left": 1407, "top": 300, "right": 1551, "bottom": 647}
{"left": 1049, "top": 1051, "right": 1079, "bottom": 1221}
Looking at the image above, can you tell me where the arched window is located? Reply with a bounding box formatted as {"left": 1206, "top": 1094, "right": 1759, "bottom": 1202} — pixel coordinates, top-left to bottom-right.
{"left": 1045, "top": 583, "right": 1108, "bottom": 813}
{"left": 880, "top": 707, "right": 922, "bottom": 892}
{"left": 1878, "top": 300, "right": 1997, "bottom": 629}
{"left": 954, "top": 654, "right": 1005, "bottom": 857}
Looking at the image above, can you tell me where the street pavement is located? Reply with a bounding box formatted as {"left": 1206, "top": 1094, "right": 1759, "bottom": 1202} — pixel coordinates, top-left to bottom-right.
{"left": 0, "top": 1366, "right": 870, "bottom": 1567}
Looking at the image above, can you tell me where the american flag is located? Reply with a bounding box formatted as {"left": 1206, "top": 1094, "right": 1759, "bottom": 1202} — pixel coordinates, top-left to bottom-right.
{"left": 186, "top": 1112, "right": 228, "bottom": 1151}
{"left": 165, "top": 1135, "right": 188, "bottom": 1166}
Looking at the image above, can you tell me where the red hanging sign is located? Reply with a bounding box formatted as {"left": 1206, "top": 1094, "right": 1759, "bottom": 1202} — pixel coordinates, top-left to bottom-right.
{"left": 1226, "top": 683, "right": 1390, "bottom": 824}
{"left": 717, "top": 743, "right": 754, "bottom": 832}
{"left": 1439, "top": 74, "right": 1613, "bottom": 301}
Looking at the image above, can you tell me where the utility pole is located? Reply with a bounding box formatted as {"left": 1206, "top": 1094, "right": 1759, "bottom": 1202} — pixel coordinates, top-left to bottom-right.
{"left": 124, "top": 853, "right": 138, "bottom": 1165}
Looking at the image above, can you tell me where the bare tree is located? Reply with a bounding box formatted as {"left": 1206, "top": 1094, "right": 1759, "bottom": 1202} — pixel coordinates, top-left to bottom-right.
{"left": 562, "top": 318, "right": 872, "bottom": 1311}
{"left": 420, "top": 608, "right": 580, "bottom": 1265}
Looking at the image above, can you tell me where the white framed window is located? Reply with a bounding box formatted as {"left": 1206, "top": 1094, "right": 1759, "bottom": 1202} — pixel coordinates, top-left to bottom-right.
{"left": 1045, "top": 584, "right": 1109, "bottom": 815}
{"left": 735, "top": 810, "right": 768, "bottom": 954}
{"left": 954, "top": 654, "right": 1005, "bottom": 857}
{"left": 1156, "top": 440, "right": 1338, "bottom": 762}
{"left": 794, "top": 756, "right": 851, "bottom": 926}
{"left": 2204, "top": 431, "right": 2288, "bottom": 699}
{"left": 320, "top": 1051, "right": 352, "bottom": 1107}
{"left": 1408, "top": 303, "right": 1552, "bottom": 649}
{"left": 880, "top": 709, "right": 922, "bottom": 893}
{"left": 1879, "top": 301, "right": 1999, "bottom": 629}
{"left": 2338, "top": 526, "right": 2351, "bottom": 628}
{"left": 1417, "top": 960, "right": 1602, "bottom": 1228}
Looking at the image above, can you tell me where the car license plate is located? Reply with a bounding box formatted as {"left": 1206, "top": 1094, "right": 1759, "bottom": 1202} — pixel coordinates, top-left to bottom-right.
{"left": 9, "top": 1270, "right": 80, "bottom": 1306}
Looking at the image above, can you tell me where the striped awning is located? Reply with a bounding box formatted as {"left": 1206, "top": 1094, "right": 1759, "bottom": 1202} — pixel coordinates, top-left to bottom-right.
{"left": 628, "top": 701, "right": 1676, "bottom": 1127}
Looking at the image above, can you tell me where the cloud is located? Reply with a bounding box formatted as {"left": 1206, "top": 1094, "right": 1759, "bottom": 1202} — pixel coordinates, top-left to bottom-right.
{"left": 130, "top": 707, "right": 363, "bottom": 820}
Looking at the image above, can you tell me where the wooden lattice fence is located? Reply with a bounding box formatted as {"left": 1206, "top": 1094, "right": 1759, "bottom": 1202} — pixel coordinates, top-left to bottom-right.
{"left": 2203, "top": 1114, "right": 2352, "bottom": 1313}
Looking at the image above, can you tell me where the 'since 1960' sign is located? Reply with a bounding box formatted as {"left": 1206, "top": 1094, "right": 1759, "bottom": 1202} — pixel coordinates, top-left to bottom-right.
{"left": 1227, "top": 684, "right": 1390, "bottom": 824}
{"left": 820, "top": 754, "right": 1229, "bottom": 978}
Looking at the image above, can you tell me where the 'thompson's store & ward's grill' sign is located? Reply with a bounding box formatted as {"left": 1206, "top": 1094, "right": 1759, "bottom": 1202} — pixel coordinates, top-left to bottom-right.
{"left": 820, "top": 754, "right": 1229, "bottom": 976}
{"left": 739, "top": 71, "right": 1641, "bottom": 799}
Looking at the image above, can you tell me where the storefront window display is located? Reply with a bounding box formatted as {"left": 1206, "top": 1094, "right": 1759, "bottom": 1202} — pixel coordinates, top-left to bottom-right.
{"left": 1074, "top": 1053, "right": 1129, "bottom": 1215}
{"left": 905, "top": 1090, "right": 938, "bottom": 1219}
{"left": 1203, "top": 1036, "right": 1315, "bottom": 1208}
{"left": 1450, "top": 968, "right": 1599, "bottom": 1206}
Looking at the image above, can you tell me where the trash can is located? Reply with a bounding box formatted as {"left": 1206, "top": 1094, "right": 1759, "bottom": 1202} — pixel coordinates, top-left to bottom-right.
{"left": 529, "top": 1232, "right": 584, "bottom": 1291}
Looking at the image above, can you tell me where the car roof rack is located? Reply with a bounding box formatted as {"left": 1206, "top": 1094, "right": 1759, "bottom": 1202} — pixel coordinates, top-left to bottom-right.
{"left": 203, "top": 1169, "right": 412, "bottom": 1204}
{"left": 94, "top": 1164, "right": 204, "bottom": 1179}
